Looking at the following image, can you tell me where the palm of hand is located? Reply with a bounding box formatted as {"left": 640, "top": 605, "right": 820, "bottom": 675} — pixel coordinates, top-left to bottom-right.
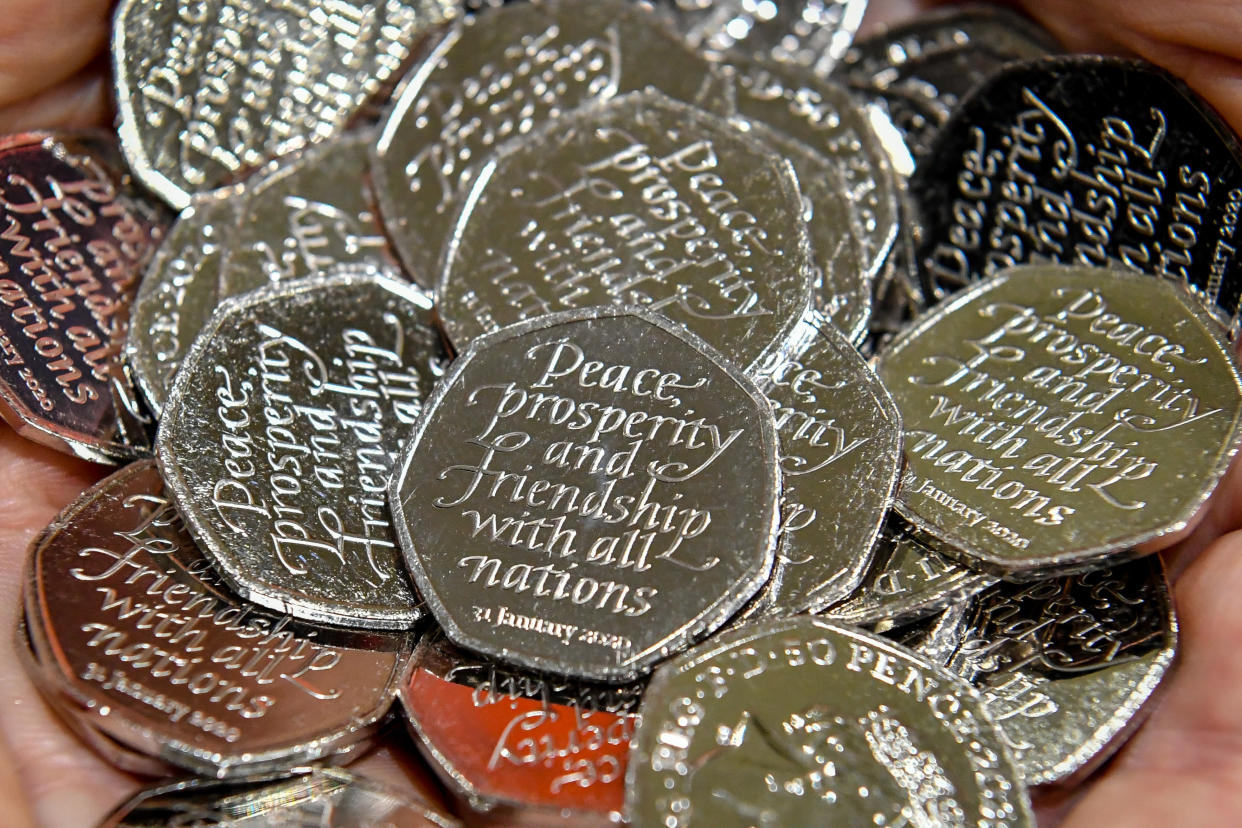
{"left": 2, "top": 1, "right": 1242, "bottom": 825}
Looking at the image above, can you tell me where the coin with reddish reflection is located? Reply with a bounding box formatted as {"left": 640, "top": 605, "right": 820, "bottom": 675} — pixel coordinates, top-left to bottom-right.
{"left": 22, "top": 461, "right": 410, "bottom": 778}
{"left": 0, "top": 132, "right": 167, "bottom": 462}
{"left": 401, "top": 633, "right": 639, "bottom": 824}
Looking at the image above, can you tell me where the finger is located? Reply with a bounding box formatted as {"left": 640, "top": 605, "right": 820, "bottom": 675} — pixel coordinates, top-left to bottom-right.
{"left": 0, "top": 67, "right": 110, "bottom": 133}
{"left": 0, "top": 0, "right": 112, "bottom": 111}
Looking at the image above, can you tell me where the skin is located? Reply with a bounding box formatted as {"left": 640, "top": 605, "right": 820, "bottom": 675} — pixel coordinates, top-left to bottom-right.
{"left": 2, "top": 0, "right": 1242, "bottom": 825}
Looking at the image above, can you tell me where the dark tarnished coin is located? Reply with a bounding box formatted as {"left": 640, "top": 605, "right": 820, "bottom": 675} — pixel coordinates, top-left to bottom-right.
{"left": 218, "top": 130, "right": 396, "bottom": 299}
{"left": 391, "top": 307, "right": 780, "bottom": 681}
{"left": 725, "top": 57, "right": 899, "bottom": 296}
{"left": 910, "top": 56, "right": 1242, "bottom": 327}
{"left": 662, "top": 0, "right": 866, "bottom": 76}
{"left": 938, "top": 557, "right": 1176, "bottom": 786}
{"left": 113, "top": 0, "right": 456, "bottom": 209}
{"left": 742, "top": 310, "right": 901, "bottom": 616}
{"left": 126, "top": 189, "right": 239, "bottom": 415}
{"left": 627, "top": 616, "right": 1033, "bottom": 827}
{"left": 22, "top": 461, "right": 410, "bottom": 778}
{"left": 824, "top": 514, "right": 997, "bottom": 628}
{"left": 157, "top": 270, "right": 447, "bottom": 629}
{"left": 101, "top": 769, "right": 460, "bottom": 827}
{"left": 877, "top": 265, "right": 1242, "bottom": 574}
{"left": 401, "top": 632, "right": 640, "bottom": 824}
{"left": 837, "top": 7, "right": 1059, "bottom": 166}
{"left": 372, "top": 0, "right": 731, "bottom": 288}
{"left": 0, "top": 132, "right": 167, "bottom": 462}
{"left": 438, "top": 91, "right": 813, "bottom": 372}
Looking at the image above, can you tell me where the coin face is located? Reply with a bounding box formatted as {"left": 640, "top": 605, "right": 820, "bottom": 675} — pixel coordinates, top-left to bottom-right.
{"left": 743, "top": 311, "right": 902, "bottom": 616}
{"left": 438, "top": 91, "right": 813, "bottom": 372}
{"left": 400, "top": 632, "right": 641, "bottom": 821}
{"left": 627, "top": 617, "right": 1033, "bottom": 827}
{"left": 391, "top": 307, "right": 780, "bottom": 681}
{"left": 371, "top": 0, "right": 731, "bottom": 288}
{"left": 126, "top": 189, "right": 239, "bottom": 415}
{"left": 23, "top": 461, "right": 409, "bottom": 777}
{"left": 910, "top": 56, "right": 1242, "bottom": 327}
{"left": 0, "top": 132, "right": 168, "bottom": 462}
{"left": 157, "top": 270, "right": 447, "bottom": 629}
{"left": 101, "top": 769, "right": 461, "bottom": 827}
{"left": 939, "top": 557, "right": 1176, "bottom": 786}
{"left": 113, "top": 0, "right": 455, "bottom": 209}
{"left": 877, "top": 265, "right": 1242, "bottom": 574}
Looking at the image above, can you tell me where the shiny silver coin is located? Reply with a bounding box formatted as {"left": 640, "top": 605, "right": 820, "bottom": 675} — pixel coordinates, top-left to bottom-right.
{"left": 101, "top": 769, "right": 460, "bottom": 827}
{"left": 113, "top": 0, "right": 456, "bottom": 209}
{"left": 157, "top": 269, "right": 447, "bottom": 629}
{"left": 390, "top": 306, "right": 781, "bottom": 682}
{"left": 741, "top": 310, "right": 902, "bottom": 616}
{"left": 883, "top": 602, "right": 973, "bottom": 667}
{"left": 0, "top": 132, "right": 168, "bottom": 463}
{"left": 372, "top": 0, "right": 731, "bottom": 289}
{"left": 21, "top": 461, "right": 410, "bottom": 778}
{"left": 126, "top": 189, "right": 240, "bottom": 415}
{"left": 627, "top": 616, "right": 1033, "bottom": 827}
{"left": 936, "top": 557, "right": 1176, "bottom": 786}
{"left": 438, "top": 91, "right": 814, "bottom": 372}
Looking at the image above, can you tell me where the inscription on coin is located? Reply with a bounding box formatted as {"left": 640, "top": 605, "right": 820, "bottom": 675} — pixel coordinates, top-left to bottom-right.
{"left": 0, "top": 133, "right": 167, "bottom": 462}
{"left": 157, "top": 271, "right": 447, "bottom": 629}
{"left": 391, "top": 307, "right": 780, "bottom": 681}
{"left": 23, "top": 462, "right": 408, "bottom": 777}
{"left": 878, "top": 265, "right": 1242, "bottom": 573}
{"left": 114, "top": 0, "right": 456, "bottom": 208}
{"left": 438, "top": 91, "right": 813, "bottom": 371}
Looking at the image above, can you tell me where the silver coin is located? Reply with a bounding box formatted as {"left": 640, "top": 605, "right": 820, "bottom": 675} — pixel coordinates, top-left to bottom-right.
{"left": 883, "top": 603, "right": 973, "bottom": 667}
{"left": 741, "top": 309, "right": 902, "bottom": 616}
{"left": 21, "top": 461, "right": 410, "bottom": 778}
{"left": 662, "top": 0, "right": 867, "bottom": 77}
{"left": 627, "top": 616, "right": 1033, "bottom": 827}
{"left": 438, "top": 91, "right": 814, "bottom": 372}
{"left": 113, "top": 0, "right": 456, "bottom": 209}
{"left": 823, "top": 514, "right": 998, "bottom": 628}
{"left": 218, "top": 129, "right": 397, "bottom": 299}
{"left": 126, "top": 189, "right": 240, "bottom": 415}
{"left": 0, "top": 132, "right": 168, "bottom": 463}
{"left": 390, "top": 306, "right": 781, "bottom": 681}
{"left": 101, "top": 769, "right": 461, "bottom": 827}
{"left": 371, "top": 0, "right": 732, "bottom": 289}
{"left": 157, "top": 269, "right": 447, "bottom": 629}
{"left": 937, "top": 556, "right": 1177, "bottom": 786}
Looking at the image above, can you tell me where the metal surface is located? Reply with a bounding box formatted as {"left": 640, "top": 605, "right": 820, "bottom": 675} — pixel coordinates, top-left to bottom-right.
{"left": 627, "top": 616, "right": 1033, "bottom": 826}
{"left": 877, "top": 264, "right": 1242, "bottom": 574}
{"left": 157, "top": 269, "right": 447, "bottom": 629}
{"left": 390, "top": 306, "right": 781, "bottom": 681}
{"left": 0, "top": 132, "right": 167, "bottom": 462}
{"left": 437, "top": 91, "right": 814, "bottom": 372}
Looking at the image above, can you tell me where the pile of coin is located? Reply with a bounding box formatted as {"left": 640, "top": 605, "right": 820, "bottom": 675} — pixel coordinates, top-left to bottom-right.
{"left": 3, "top": 1, "right": 1238, "bottom": 825}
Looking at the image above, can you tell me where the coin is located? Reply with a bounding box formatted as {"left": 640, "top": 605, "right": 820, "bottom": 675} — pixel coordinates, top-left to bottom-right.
{"left": 157, "top": 269, "right": 447, "bottom": 629}
{"left": 218, "top": 130, "right": 397, "bottom": 299}
{"left": 113, "top": 0, "right": 456, "bottom": 209}
{"left": 126, "top": 189, "right": 239, "bottom": 415}
{"left": 22, "top": 461, "right": 410, "bottom": 777}
{"left": 742, "top": 310, "right": 902, "bottom": 616}
{"left": 371, "top": 0, "right": 732, "bottom": 289}
{"left": 836, "top": 6, "right": 1059, "bottom": 167}
{"left": 661, "top": 0, "right": 867, "bottom": 77}
{"left": 400, "top": 632, "right": 640, "bottom": 823}
{"left": 627, "top": 616, "right": 1033, "bottom": 827}
{"left": 390, "top": 306, "right": 781, "bottom": 681}
{"left": 877, "top": 264, "right": 1242, "bottom": 574}
{"left": 100, "top": 769, "right": 461, "bottom": 827}
{"left": 909, "top": 56, "right": 1242, "bottom": 327}
{"left": 438, "top": 91, "right": 814, "bottom": 372}
{"left": 884, "top": 603, "right": 972, "bottom": 667}
{"left": 0, "top": 132, "right": 168, "bottom": 462}
{"left": 937, "top": 556, "right": 1176, "bottom": 786}
{"left": 823, "top": 514, "right": 998, "bottom": 628}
